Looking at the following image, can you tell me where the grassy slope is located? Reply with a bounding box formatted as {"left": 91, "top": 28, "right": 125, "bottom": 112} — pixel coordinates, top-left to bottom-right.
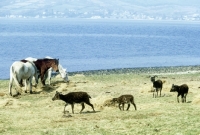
{"left": 0, "top": 71, "right": 200, "bottom": 135}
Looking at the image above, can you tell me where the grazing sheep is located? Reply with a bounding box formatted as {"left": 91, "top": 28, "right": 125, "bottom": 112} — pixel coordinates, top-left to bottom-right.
{"left": 52, "top": 91, "right": 95, "bottom": 114}
{"left": 151, "top": 75, "right": 164, "bottom": 98}
{"left": 170, "top": 84, "right": 189, "bottom": 103}
{"left": 112, "top": 94, "right": 137, "bottom": 111}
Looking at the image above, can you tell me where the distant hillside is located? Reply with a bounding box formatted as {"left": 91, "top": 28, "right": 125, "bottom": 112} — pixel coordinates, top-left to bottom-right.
{"left": 0, "top": 0, "right": 200, "bottom": 20}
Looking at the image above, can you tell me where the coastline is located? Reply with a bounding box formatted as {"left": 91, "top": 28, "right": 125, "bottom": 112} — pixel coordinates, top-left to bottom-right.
{"left": 1, "top": 65, "right": 200, "bottom": 80}
{"left": 68, "top": 65, "right": 200, "bottom": 76}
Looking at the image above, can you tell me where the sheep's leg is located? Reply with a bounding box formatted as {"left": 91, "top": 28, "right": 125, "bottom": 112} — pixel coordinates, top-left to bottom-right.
{"left": 153, "top": 89, "right": 156, "bottom": 98}
{"left": 153, "top": 88, "right": 157, "bottom": 98}
{"left": 131, "top": 102, "right": 137, "bottom": 110}
{"left": 160, "top": 88, "right": 162, "bottom": 97}
{"left": 181, "top": 94, "right": 186, "bottom": 103}
{"left": 80, "top": 103, "right": 85, "bottom": 113}
{"left": 85, "top": 102, "right": 95, "bottom": 112}
{"left": 184, "top": 93, "right": 187, "bottom": 103}
{"left": 177, "top": 94, "right": 181, "bottom": 103}
{"left": 127, "top": 104, "right": 130, "bottom": 111}
{"left": 118, "top": 103, "right": 122, "bottom": 110}
{"left": 122, "top": 103, "right": 125, "bottom": 111}
{"left": 156, "top": 89, "right": 159, "bottom": 98}
{"left": 63, "top": 104, "right": 68, "bottom": 114}
{"left": 181, "top": 94, "right": 183, "bottom": 103}
{"left": 71, "top": 103, "right": 75, "bottom": 114}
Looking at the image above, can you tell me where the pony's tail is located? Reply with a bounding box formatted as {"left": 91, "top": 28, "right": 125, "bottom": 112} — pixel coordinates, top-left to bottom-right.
{"left": 12, "top": 66, "right": 21, "bottom": 89}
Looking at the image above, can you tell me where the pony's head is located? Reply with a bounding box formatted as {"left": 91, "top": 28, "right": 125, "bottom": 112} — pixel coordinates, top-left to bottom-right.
{"left": 58, "top": 65, "right": 69, "bottom": 82}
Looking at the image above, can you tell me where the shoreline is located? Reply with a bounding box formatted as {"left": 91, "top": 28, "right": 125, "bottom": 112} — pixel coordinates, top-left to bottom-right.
{"left": 1, "top": 65, "right": 200, "bottom": 80}
{"left": 68, "top": 65, "right": 200, "bottom": 76}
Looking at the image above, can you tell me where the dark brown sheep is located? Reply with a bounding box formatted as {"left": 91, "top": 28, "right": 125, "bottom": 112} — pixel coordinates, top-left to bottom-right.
{"left": 151, "top": 76, "right": 164, "bottom": 98}
{"left": 112, "top": 94, "right": 137, "bottom": 111}
{"left": 52, "top": 91, "right": 95, "bottom": 114}
{"left": 170, "top": 84, "right": 189, "bottom": 103}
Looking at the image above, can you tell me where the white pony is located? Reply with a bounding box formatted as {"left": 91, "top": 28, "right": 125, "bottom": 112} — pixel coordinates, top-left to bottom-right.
{"left": 25, "top": 56, "right": 69, "bottom": 85}
{"left": 9, "top": 60, "right": 38, "bottom": 96}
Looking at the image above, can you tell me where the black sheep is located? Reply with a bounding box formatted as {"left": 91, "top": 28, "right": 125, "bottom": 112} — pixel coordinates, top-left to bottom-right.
{"left": 151, "top": 76, "right": 164, "bottom": 98}
{"left": 170, "top": 84, "right": 189, "bottom": 103}
{"left": 52, "top": 91, "right": 95, "bottom": 114}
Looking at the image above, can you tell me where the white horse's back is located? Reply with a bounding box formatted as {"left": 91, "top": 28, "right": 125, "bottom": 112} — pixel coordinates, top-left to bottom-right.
{"left": 25, "top": 57, "right": 37, "bottom": 62}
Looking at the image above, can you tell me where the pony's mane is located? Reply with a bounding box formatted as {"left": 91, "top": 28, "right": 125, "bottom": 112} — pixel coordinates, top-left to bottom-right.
{"left": 20, "top": 59, "right": 28, "bottom": 63}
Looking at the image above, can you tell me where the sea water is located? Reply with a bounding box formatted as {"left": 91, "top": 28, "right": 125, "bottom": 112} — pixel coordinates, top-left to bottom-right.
{"left": 0, "top": 19, "right": 200, "bottom": 79}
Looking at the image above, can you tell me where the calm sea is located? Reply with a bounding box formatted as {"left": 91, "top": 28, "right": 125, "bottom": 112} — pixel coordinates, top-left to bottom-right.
{"left": 0, "top": 19, "right": 200, "bottom": 79}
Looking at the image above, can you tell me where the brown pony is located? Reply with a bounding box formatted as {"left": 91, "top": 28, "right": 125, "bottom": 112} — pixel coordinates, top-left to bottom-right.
{"left": 33, "top": 58, "right": 59, "bottom": 85}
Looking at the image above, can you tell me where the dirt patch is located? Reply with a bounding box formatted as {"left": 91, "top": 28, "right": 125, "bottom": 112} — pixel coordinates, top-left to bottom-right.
{"left": 0, "top": 98, "right": 31, "bottom": 108}
{"left": 192, "top": 94, "right": 200, "bottom": 105}
{"left": 0, "top": 92, "right": 6, "bottom": 97}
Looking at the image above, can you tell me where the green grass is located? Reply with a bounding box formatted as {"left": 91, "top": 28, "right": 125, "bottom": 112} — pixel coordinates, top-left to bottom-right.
{"left": 0, "top": 71, "right": 200, "bottom": 135}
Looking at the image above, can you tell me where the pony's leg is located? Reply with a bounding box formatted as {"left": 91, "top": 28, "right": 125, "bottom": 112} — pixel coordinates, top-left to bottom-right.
{"left": 48, "top": 70, "right": 52, "bottom": 85}
{"left": 9, "top": 78, "right": 13, "bottom": 96}
{"left": 29, "top": 77, "right": 33, "bottom": 94}
{"left": 34, "top": 73, "right": 39, "bottom": 87}
{"left": 11, "top": 72, "right": 22, "bottom": 95}
{"left": 19, "top": 79, "right": 23, "bottom": 87}
{"left": 24, "top": 79, "right": 28, "bottom": 93}
{"left": 34, "top": 76, "right": 38, "bottom": 87}
{"left": 49, "top": 77, "right": 51, "bottom": 85}
{"left": 40, "top": 72, "right": 46, "bottom": 86}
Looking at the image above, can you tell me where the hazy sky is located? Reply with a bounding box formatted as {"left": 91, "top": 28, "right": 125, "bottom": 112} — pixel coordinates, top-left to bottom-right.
{"left": 1, "top": 0, "right": 200, "bottom": 7}
{"left": 1, "top": 0, "right": 199, "bottom": 19}
{"left": 130, "top": 0, "right": 200, "bottom": 7}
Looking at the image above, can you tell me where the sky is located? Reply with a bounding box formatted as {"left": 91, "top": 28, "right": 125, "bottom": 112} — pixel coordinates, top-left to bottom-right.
{"left": 0, "top": 0, "right": 199, "bottom": 20}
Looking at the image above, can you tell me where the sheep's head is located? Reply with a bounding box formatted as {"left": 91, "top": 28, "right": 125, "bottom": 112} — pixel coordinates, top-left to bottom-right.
{"left": 170, "top": 84, "right": 177, "bottom": 92}
{"left": 52, "top": 91, "right": 61, "bottom": 101}
{"left": 111, "top": 98, "right": 118, "bottom": 103}
{"left": 150, "top": 75, "right": 158, "bottom": 82}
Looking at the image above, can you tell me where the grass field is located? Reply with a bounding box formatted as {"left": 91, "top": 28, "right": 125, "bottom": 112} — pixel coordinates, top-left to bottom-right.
{"left": 0, "top": 67, "right": 200, "bottom": 135}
